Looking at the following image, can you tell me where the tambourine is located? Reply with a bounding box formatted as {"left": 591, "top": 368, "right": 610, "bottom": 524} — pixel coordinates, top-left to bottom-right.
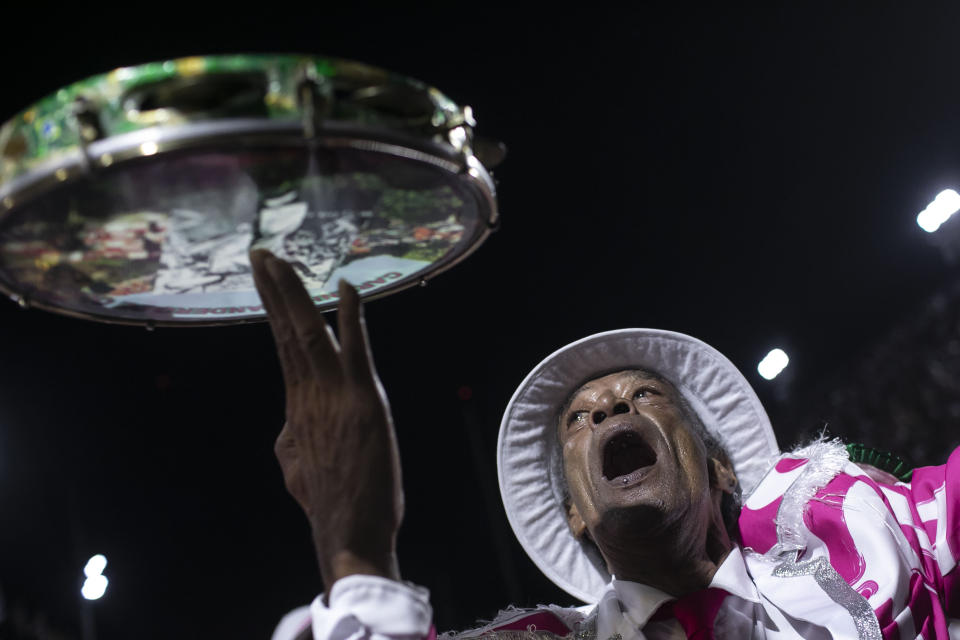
{"left": 0, "top": 54, "right": 502, "bottom": 326}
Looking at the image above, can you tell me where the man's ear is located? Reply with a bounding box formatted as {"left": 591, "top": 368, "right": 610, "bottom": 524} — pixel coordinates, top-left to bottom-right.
{"left": 566, "top": 500, "right": 589, "bottom": 540}
{"left": 708, "top": 457, "right": 738, "bottom": 496}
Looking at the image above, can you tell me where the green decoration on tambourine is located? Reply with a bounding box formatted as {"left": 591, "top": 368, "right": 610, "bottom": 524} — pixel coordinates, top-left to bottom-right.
{"left": 846, "top": 442, "right": 913, "bottom": 482}
{"left": 0, "top": 54, "right": 504, "bottom": 326}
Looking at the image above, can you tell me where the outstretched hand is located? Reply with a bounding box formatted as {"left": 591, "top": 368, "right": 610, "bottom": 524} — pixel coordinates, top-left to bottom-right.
{"left": 250, "top": 250, "right": 403, "bottom": 589}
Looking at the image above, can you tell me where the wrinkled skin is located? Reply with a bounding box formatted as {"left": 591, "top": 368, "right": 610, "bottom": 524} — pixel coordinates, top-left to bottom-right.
{"left": 557, "top": 370, "right": 738, "bottom": 596}
{"left": 250, "top": 250, "right": 402, "bottom": 590}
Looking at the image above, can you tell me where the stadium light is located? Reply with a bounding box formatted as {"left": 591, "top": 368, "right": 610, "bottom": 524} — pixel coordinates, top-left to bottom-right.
{"left": 81, "top": 574, "right": 108, "bottom": 601}
{"left": 758, "top": 348, "right": 789, "bottom": 380}
{"left": 81, "top": 554, "right": 108, "bottom": 601}
{"left": 83, "top": 554, "right": 107, "bottom": 578}
{"left": 917, "top": 189, "right": 960, "bottom": 233}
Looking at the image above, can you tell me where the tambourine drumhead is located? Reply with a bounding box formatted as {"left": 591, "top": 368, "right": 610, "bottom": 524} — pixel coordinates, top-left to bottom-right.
{"left": 0, "top": 54, "right": 499, "bottom": 325}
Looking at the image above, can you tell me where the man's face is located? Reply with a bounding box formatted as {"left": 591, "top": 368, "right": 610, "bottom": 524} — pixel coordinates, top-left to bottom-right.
{"left": 557, "top": 370, "right": 717, "bottom": 546}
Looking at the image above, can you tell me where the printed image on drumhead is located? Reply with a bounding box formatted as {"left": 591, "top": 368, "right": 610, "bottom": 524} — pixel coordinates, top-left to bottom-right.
{"left": 0, "top": 146, "right": 483, "bottom": 324}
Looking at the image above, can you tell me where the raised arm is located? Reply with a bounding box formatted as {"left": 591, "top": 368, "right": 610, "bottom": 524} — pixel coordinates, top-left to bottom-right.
{"left": 251, "top": 249, "right": 404, "bottom": 587}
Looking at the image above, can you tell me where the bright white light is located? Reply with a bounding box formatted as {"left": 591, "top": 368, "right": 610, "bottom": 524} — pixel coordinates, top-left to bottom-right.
{"left": 139, "top": 141, "right": 159, "bottom": 156}
{"left": 81, "top": 554, "right": 108, "bottom": 600}
{"left": 84, "top": 554, "right": 107, "bottom": 578}
{"left": 758, "top": 348, "right": 790, "bottom": 380}
{"left": 81, "top": 574, "right": 108, "bottom": 600}
{"left": 917, "top": 189, "right": 960, "bottom": 233}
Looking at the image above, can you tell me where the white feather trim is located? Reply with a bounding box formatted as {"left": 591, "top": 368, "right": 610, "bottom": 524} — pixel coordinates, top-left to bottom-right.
{"left": 768, "top": 436, "right": 850, "bottom": 558}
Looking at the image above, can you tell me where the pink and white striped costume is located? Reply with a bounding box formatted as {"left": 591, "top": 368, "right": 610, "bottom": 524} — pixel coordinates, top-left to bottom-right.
{"left": 273, "top": 440, "right": 960, "bottom": 640}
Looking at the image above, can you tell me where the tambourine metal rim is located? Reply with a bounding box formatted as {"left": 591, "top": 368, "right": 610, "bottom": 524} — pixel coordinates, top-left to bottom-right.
{"left": 0, "top": 119, "right": 496, "bottom": 216}
{"left": 0, "top": 122, "right": 498, "bottom": 327}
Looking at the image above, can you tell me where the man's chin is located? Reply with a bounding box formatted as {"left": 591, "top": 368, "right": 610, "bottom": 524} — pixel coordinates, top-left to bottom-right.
{"left": 594, "top": 501, "right": 682, "bottom": 541}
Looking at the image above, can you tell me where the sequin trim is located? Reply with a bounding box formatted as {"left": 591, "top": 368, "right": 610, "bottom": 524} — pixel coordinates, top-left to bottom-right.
{"left": 772, "top": 556, "right": 881, "bottom": 640}
{"left": 766, "top": 437, "right": 882, "bottom": 640}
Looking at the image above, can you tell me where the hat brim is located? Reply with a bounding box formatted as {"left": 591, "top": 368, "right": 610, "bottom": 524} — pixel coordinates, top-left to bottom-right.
{"left": 496, "top": 329, "right": 779, "bottom": 603}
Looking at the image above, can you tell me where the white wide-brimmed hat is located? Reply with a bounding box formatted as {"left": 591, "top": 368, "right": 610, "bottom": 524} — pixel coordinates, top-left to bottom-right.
{"left": 497, "top": 328, "right": 779, "bottom": 604}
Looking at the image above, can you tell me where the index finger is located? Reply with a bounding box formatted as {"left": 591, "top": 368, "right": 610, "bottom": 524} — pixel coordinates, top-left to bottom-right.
{"left": 262, "top": 255, "right": 342, "bottom": 379}
{"left": 250, "top": 249, "right": 310, "bottom": 388}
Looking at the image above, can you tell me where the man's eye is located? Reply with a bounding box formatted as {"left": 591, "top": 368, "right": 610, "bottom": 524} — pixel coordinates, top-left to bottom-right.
{"left": 634, "top": 387, "right": 659, "bottom": 400}
{"left": 567, "top": 412, "right": 587, "bottom": 428}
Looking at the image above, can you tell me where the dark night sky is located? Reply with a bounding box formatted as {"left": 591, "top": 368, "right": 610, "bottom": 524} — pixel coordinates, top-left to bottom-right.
{"left": 2, "top": 4, "right": 960, "bottom": 638}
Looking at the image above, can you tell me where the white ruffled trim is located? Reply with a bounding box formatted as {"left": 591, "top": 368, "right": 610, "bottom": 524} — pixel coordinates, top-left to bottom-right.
{"left": 768, "top": 436, "right": 850, "bottom": 558}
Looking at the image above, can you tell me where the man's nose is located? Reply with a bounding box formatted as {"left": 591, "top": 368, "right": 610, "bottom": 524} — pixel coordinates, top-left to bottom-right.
{"left": 591, "top": 391, "right": 632, "bottom": 426}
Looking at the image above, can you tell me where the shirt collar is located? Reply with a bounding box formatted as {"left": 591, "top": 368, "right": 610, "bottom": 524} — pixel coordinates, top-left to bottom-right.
{"left": 607, "top": 544, "right": 760, "bottom": 628}
{"left": 609, "top": 578, "right": 672, "bottom": 629}
{"left": 707, "top": 545, "right": 760, "bottom": 604}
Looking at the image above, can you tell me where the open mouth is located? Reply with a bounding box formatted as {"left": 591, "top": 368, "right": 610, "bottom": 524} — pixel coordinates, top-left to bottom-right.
{"left": 602, "top": 430, "right": 657, "bottom": 482}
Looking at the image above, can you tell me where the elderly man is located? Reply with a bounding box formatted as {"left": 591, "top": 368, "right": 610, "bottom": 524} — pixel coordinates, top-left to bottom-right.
{"left": 253, "top": 250, "right": 960, "bottom": 640}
